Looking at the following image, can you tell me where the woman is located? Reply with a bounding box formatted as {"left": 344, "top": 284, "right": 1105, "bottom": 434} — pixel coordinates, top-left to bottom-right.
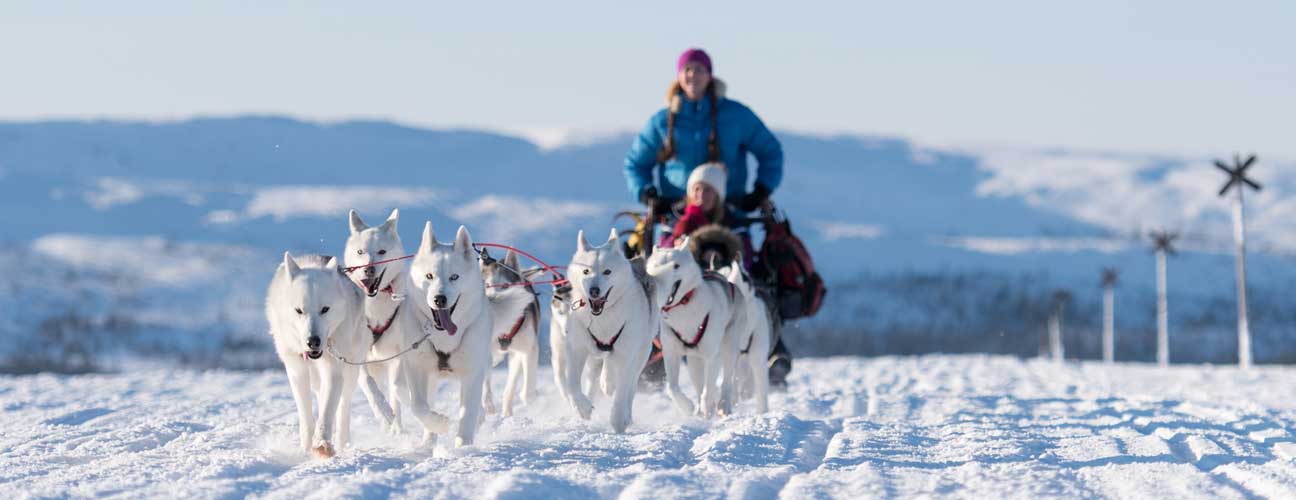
{"left": 624, "top": 48, "right": 784, "bottom": 241}
{"left": 626, "top": 48, "right": 792, "bottom": 387}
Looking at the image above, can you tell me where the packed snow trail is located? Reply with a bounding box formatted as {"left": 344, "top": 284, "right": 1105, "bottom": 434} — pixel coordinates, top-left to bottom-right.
{"left": 4, "top": 356, "right": 1296, "bottom": 498}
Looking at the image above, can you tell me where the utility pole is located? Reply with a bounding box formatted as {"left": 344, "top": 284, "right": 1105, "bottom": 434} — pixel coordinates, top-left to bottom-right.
{"left": 1215, "top": 153, "right": 1261, "bottom": 369}
{"left": 1150, "top": 230, "right": 1178, "bottom": 368}
{"left": 1100, "top": 268, "right": 1118, "bottom": 364}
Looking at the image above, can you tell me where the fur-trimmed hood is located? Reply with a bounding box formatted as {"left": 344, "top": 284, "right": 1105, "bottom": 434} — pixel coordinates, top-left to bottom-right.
{"left": 667, "top": 78, "right": 727, "bottom": 114}
{"left": 687, "top": 223, "right": 744, "bottom": 268}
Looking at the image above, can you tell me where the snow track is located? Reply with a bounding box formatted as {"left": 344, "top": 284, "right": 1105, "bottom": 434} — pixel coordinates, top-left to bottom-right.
{"left": 3, "top": 355, "right": 1296, "bottom": 498}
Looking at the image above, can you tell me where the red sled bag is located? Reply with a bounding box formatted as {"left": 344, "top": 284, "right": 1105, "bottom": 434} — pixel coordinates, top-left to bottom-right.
{"left": 754, "top": 205, "right": 826, "bottom": 320}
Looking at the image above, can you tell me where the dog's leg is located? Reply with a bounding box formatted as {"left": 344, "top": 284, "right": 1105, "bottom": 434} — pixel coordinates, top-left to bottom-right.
{"left": 564, "top": 347, "right": 594, "bottom": 420}
{"left": 550, "top": 329, "right": 569, "bottom": 403}
{"left": 337, "top": 363, "right": 359, "bottom": 450}
{"left": 662, "top": 343, "right": 695, "bottom": 416}
{"left": 609, "top": 335, "right": 652, "bottom": 434}
{"left": 749, "top": 349, "right": 769, "bottom": 413}
{"left": 457, "top": 364, "right": 487, "bottom": 447}
{"left": 482, "top": 365, "right": 498, "bottom": 416}
{"left": 701, "top": 354, "right": 724, "bottom": 419}
{"left": 386, "top": 360, "right": 403, "bottom": 434}
{"left": 583, "top": 356, "right": 603, "bottom": 403}
{"left": 685, "top": 353, "right": 707, "bottom": 416}
{"left": 718, "top": 337, "right": 740, "bottom": 417}
{"left": 285, "top": 359, "right": 315, "bottom": 453}
{"left": 404, "top": 364, "right": 449, "bottom": 446}
{"left": 522, "top": 343, "right": 539, "bottom": 406}
{"left": 312, "top": 366, "right": 345, "bottom": 458}
{"left": 359, "top": 363, "right": 393, "bottom": 431}
{"left": 502, "top": 353, "right": 523, "bottom": 417}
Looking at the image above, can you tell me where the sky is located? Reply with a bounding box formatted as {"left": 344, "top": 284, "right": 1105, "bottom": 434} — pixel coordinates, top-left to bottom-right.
{"left": 2, "top": 1, "right": 1293, "bottom": 157}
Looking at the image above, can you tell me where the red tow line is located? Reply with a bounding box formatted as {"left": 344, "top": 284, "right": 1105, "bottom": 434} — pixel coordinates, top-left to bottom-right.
{"left": 340, "top": 242, "right": 569, "bottom": 289}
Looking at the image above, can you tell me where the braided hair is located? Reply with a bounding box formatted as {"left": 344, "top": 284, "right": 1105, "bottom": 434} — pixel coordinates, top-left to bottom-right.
{"left": 657, "top": 81, "right": 721, "bottom": 165}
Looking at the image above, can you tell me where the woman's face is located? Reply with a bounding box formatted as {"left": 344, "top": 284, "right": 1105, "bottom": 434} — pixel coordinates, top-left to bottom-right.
{"left": 678, "top": 61, "right": 712, "bottom": 101}
{"left": 689, "top": 183, "right": 720, "bottom": 212}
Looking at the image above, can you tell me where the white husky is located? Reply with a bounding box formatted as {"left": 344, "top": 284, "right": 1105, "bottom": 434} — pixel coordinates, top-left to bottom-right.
{"left": 720, "top": 259, "right": 771, "bottom": 413}
{"left": 561, "top": 229, "right": 657, "bottom": 433}
{"left": 549, "top": 281, "right": 609, "bottom": 407}
{"left": 402, "top": 223, "right": 532, "bottom": 447}
{"left": 480, "top": 250, "right": 542, "bottom": 417}
{"left": 646, "top": 236, "right": 742, "bottom": 417}
{"left": 266, "top": 252, "right": 366, "bottom": 458}
{"left": 343, "top": 209, "right": 413, "bottom": 434}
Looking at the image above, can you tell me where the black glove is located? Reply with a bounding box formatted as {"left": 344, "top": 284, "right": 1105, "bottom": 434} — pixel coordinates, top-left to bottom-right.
{"left": 639, "top": 187, "right": 674, "bottom": 214}
{"left": 738, "top": 184, "right": 772, "bottom": 212}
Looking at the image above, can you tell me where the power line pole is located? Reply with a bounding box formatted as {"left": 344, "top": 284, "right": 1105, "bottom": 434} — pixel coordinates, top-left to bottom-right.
{"left": 1215, "top": 153, "right": 1260, "bottom": 369}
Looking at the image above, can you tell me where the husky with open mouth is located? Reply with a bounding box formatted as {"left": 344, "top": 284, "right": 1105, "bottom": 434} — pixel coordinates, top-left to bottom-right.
{"left": 266, "top": 252, "right": 366, "bottom": 458}
{"left": 403, "top": 222, "right": 533, "bottom": 447}
{"left": 479, "top": 249, "right": 543, "bottom": 417}
{"left": 560, "top": 229, "right": 657, "bottom": 433}
{"left": 646, "top": 236, "right": 743, "bottom": 418}
{"left": 343, "top": 209, "right": 414, "bottom": 434}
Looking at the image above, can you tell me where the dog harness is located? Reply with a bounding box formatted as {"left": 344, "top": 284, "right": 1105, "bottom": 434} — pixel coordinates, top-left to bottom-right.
{"left": 368, "top": 305, "right": 401, "bottom": 345}
{"left": 497, "top": 314, "right": 527, "bottom": 350}
{"left": 661, "top": 272, "right": 734, "bottom": 349}
{"left": 588, "top": 323, "right": 625, "bottom": 352}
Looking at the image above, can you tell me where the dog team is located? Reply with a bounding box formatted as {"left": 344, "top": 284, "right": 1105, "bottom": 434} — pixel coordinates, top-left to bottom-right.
{"left": 264, "top": 209, "right": 774, "bottom": 458}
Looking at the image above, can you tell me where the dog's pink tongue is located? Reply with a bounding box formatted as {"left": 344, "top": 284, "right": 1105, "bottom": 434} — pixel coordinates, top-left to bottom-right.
{"left": 436, "top": 309, "right": 458, "bottom": 336}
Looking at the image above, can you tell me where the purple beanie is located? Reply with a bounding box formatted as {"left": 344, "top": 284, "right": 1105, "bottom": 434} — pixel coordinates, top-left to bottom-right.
{"left": 677, "top": 48, "right": 713, "bottom": 74}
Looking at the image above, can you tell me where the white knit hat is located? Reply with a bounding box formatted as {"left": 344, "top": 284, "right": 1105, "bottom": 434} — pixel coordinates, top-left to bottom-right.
{"left": 687, "top": 162, "right": 727, "bottom": 201}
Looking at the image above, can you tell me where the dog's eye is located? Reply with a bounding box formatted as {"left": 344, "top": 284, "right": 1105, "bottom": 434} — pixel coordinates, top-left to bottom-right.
{"left": 320, "top": 306, "right": 330, "bottom": 315}
{"left": 602, "top": 269, "right": 611, "bottom": 276}
{"left": 450, "top": 274, "right": 460, "bottom": 281}
{"left": 673, "top": 263, "right": 680, "bottom": 270}
{"left": 377, "top": 250, "right": 387, "bottom": 256}
{"left": 583, "top": 269, "right": 591, "bottom": 275}
{"left": 356, "top": 249, "right": 365, "bottom": 255}
{"left": 425, "top": 273, "right": 434, "bottom": 280}
{"left": 294, "top": 307, "right": 304, "bottom": 315}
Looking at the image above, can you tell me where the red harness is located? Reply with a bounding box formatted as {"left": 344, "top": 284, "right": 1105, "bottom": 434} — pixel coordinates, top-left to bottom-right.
{"left": 669, "top": 314, "right": 710, "bottom": 349}
{"left": 659, "top": 273, "right": 734, "bottom": 349}
{"left": 497, "top": 314, "right": 528, "bottom": 349}
{"left": 367, "top": 305, "right": 401, "bottom": 345}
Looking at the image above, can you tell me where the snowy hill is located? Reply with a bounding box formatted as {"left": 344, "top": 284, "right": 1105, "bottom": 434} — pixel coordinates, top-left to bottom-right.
{"left": 2, "top": 116, "right": 1296, "bottom": 369}
{"left": 4, "top": 356, "right": 1296, "bottom": 498}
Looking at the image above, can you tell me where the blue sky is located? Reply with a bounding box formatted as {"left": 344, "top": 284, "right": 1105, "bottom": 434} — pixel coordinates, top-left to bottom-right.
{"left": 2, "top": 1, "right": 1292, "bottom": 157}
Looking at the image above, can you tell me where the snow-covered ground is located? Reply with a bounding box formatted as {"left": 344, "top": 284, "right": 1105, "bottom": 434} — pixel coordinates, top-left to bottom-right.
{"left": 4, "top": 355, "right": 1296, "bottom": 499}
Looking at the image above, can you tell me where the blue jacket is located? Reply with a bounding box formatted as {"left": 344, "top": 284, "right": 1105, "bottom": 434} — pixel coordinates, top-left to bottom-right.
{"left": 624, "top": 82, "right": 783, "bottom": 202}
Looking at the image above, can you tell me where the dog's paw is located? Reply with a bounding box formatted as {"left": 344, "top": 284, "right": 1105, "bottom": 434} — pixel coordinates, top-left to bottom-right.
{"left": 312, "top": 442, "right": 336, "bottom": 459}
{"left": 454, "top": 436, "right": 472, "bottom": 448}
{"left": 483, "top": 398, "right": 498, "bottom": 415}
{"left": 610, "top": 411, "right": 631, "bottom": 434}
{"left": 429, "top": 412, "right": 451, "bottom": 434}
{"left": 570, "top": 397, "right": 594, "bottom": 420}
{"left": 421, "top": 431, "right": 438, "bottom": 448}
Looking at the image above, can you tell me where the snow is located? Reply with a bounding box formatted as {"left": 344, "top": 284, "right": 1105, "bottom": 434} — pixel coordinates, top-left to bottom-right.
{"left": 4, "top": 355, "right": 1296, "bottom": 498}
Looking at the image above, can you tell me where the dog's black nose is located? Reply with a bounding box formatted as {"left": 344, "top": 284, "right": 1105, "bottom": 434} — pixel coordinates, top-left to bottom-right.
{"left": 588, "top": 287, "right": 601, "bottom": 299}
{"left": 363, "top": 266, "right": 376, "bottom": 277}
{"left": 433, "top": 295, "right": 447, "bottom": 308}
{"left": 306, "top": 335, "right": 321, "bottom": 350}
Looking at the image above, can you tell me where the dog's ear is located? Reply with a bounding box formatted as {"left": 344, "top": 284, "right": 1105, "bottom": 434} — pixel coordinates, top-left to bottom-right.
{"left": 421, "top": 221, "right": 437, "bottom": 253}
{"left": 521, "top": 267, "right": 546, "bottom": 281}
{"left": 379, "top": 208, "right": 399, "bottom": 233}
{"left": 676, "top": 235, "right": 691, "bottom": 250}
{"left": 577, "top": 230, "right": 591, "bottom": 253}
{"left": 454, "top": 226, "right": 473, "bottom": 257}
{"left": 503, "top": 249, "right": 520, "bottom": 269}
{"left": 606, "top": 228, "right": 619, "bottom": 247}
{"left": 708, "top": 254, "right": 718, "bottom": 271}
{"left": 349, "top": 209, "right": 368, "bottom": 235}
{"left": 325, "top": 256, "right": 340, "bottom": 271}
{"left": 283, "top": 252, "right": 301, "bottom": 279}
